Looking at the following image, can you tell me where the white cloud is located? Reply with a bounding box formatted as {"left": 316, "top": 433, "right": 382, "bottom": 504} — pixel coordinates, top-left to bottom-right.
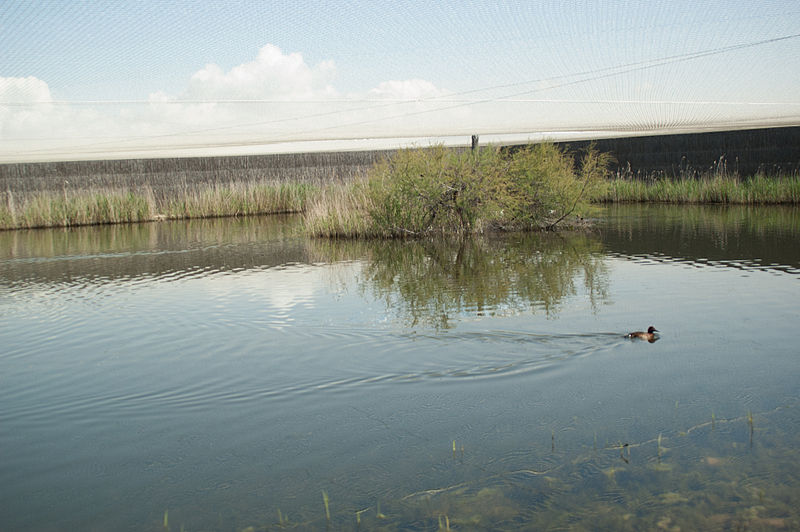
{"left": 182, "top": 44, "right": 337, "bottom": 101}
{"left": 0, "top": 76, "right": 53, "bottom": 103}
{"left": 0, "top": 45, "right": 463, "bottom": 161}
{"left": 0, "top": 76, "right": 53, "bottom": 137}
{"left": 136, "top": 45, "right": 458, "bottom": 149}
{"left": 0, "top": 75, "right": 87, "bottom": 142}
{"left": 368, "top": 79, "right": 447, "bottom": 100}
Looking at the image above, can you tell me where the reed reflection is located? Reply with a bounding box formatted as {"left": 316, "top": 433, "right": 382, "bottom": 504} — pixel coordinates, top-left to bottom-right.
{"left": 0, "top": 215, "right": 307, "bottom": 287}
{"left": 602, "top": 204, "right": 800, "bottom": 274}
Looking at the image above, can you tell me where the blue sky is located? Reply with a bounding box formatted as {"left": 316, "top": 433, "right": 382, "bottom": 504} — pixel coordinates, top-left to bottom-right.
{"left": 1, "top": 0, "right": 799, "bottom": 161}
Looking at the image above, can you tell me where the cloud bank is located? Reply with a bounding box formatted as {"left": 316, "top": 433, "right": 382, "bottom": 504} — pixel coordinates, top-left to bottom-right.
{"left": 1, "top": 44, "right": 465, "bottom": 160}
{"left": 2, "top": 43, "right": 792, "bottom": 162}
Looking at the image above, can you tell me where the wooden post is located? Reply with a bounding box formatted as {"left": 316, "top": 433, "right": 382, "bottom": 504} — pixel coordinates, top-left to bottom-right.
{"left": 471, "top": 135, "right": 479, "bottom": 152}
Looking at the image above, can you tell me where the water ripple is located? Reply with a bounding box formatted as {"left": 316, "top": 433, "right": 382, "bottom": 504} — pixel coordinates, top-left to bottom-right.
{"left": 0, "top": 326, "right": 632, "bottom": 424}
{"left": 609, "top": 251, "right": 800, "bottom": 276}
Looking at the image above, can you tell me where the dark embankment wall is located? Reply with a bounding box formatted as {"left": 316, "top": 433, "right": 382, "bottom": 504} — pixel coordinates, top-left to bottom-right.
{"left": 2, "top": 126, "right": 798, "bottom": 201}
{"left": 0, "top": 150, "right": 393, "bottom": 200}
{"left": 556, "top": 126, "right": 800, "bottom": 178}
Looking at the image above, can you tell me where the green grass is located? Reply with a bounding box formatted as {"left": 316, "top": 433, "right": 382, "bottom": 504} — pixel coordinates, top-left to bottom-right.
{"left": 600, "top": 174, "right": 800, "bottom": 204}
{"left": 0, "top": 181, "right": 316, "bottom": 230}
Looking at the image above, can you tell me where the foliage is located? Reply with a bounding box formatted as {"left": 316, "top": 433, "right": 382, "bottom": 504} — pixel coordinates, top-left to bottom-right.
{"left": 364, "top": 145, "right": 490, "bottom": 235}
{"left": 501, "top": 143, "right": 611, "bottom": 230}
{"left": 307, "top": 143, "right": 612, "bottom": 238}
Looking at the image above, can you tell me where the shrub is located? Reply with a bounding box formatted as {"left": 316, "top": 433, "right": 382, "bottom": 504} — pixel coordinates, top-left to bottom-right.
{"left": 364, "top": 145, "right": 502, "bottom": 235}
{"left": 322, "top": 143, "right": 612, "bottom": 237}
{"left": 501, "top": 143, "right": 611, "bottom": 230}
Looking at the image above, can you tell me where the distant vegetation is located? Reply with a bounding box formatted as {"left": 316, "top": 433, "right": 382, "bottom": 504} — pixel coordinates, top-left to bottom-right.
{"left": 0, "top": 150, "right": 377, "bottom": 231}
{"left": 601, "top": 174, "right": 800, "bottom": 204}
{"left": 305, "top": 143, "right": 611, "bottom": 237}
{"left": 2, "top": 143, "right": 799, "bottom": 232}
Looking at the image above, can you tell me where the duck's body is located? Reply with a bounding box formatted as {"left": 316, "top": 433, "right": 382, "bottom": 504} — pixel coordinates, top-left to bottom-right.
{"left": 626, "top": 326, "right": 659, "bottom": 343}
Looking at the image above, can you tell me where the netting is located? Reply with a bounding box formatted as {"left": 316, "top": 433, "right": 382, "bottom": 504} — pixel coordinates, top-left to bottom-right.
{"left": 1, "top": 1, "right": 799, "bottom": 162}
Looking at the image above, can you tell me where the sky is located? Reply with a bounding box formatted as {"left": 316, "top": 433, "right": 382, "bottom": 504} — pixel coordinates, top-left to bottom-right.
{"left": 1, "top": 0, "right": 799, "bottom": 162}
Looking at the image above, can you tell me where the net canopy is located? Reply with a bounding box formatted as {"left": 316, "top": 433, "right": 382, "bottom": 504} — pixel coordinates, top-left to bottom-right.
{"left": 2, "top": 0, "right": 799, "bottom": 162}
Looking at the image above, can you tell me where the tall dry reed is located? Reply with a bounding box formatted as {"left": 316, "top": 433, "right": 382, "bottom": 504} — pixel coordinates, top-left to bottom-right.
{"left": 0, "top": 181, "right": 316, "bottom": 230}
{"left": 303, "top": 181, "right": 379, "bottom": 238}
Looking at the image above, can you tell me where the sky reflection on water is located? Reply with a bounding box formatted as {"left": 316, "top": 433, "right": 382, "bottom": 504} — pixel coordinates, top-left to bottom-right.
{"left": 1, "top": 206, "right": 798, "bottom": 531}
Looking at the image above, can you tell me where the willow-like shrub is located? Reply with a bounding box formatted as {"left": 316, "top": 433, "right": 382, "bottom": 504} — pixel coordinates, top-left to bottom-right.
{"left": 307, "top": 143, "right": 611, "bottom": 238}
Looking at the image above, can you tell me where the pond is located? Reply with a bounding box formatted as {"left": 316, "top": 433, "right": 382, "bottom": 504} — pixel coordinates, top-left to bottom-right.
{"left": 1, "top": 204, "right": 798, "bottom": 531}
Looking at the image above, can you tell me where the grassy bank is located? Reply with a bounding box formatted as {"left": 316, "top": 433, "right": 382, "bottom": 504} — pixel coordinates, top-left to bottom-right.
{"left": 4, "top": 149, "right": 799, "bottom": 232}
{"left": 1, "top": 181, "right": 314, "bottom": 230}
{"left": 601, "top": 174, "right": 800, "bottom": 204}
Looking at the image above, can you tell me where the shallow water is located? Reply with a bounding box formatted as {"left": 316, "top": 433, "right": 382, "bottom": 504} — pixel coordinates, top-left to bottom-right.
{"left": 1, "top": 205, "right": 798, "bottom": 531}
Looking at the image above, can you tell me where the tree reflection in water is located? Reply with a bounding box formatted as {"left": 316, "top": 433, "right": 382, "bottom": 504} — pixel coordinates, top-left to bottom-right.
{"left": 308, "top": 231, "right": 610, "bottom": 329}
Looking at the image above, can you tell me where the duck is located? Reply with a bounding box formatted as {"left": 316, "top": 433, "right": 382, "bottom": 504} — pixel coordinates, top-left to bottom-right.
{"left": 625, "top": 326, "right": 659, "bottom": 343}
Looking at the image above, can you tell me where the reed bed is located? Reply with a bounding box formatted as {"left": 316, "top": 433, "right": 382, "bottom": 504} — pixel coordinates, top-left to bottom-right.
{"left": 2, "top": 189, "right": 155, "bottom": 230}
{"left": 303, "top": 180, "right": 380, "bottom": 238}
{"left": 4, "top": 146, "right": 798, "bottom": 231}
{"left": 601, "top": 174, "right": 800, "bottom": 204}
{"left": 0, "top": 149, "right": 382, "bottom": 231}
{"left": 1, "top": 181, "right": 316, "bottom": 230}
{"left": 163, "top": 181, "right": 313, "bottom": 220}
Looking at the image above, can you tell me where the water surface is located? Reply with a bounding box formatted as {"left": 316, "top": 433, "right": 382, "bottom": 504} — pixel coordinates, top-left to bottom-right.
{"left": 1, "top": 206, "right": 798, "bottom": 531}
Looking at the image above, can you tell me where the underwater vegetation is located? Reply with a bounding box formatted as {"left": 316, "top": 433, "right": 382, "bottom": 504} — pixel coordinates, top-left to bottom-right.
{"left": 159, "top": 404, "right": 798, "bottom": 531}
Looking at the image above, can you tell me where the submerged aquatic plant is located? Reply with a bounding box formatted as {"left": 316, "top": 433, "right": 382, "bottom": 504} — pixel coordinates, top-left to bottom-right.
{"left": 231, "top": 404, "right": 798, "bottom": 532}
{"left": 322, "top": 490, "right": 331, "bottom": 523}
{"left": 657, "top": 433, "right": 662, "bottom": 462}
